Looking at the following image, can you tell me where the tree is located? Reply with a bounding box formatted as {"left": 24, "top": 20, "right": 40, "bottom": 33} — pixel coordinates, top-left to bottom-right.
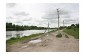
{"left": 75, "top": 24, "right": 79, "bottom": 28}
{"left": 71, "top": 24, "right": 75, "bottom": 27}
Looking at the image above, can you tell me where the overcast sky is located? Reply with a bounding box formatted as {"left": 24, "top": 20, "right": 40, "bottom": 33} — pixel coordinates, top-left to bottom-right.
{"left": 6, "top": 3, "right": 79, "bottom": 28}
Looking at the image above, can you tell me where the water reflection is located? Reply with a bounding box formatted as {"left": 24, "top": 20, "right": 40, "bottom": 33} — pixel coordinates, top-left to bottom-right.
{"left": 6, "top": 30, "right": 48, "bottom": 40}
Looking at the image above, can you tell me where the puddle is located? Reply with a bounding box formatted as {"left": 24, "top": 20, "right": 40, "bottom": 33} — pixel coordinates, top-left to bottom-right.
{"left": 28, "top": 39, "right": 42, "bottom": 44}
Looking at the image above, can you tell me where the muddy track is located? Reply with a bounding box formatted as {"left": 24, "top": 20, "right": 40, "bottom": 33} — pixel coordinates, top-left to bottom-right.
{"left": 7, "top": 30, "right": 79, "bottom": 52}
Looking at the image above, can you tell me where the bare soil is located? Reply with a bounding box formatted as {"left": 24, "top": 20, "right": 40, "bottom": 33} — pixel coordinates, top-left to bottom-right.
{"left": 6, "top": 30, "right": 79, "bottom": 52}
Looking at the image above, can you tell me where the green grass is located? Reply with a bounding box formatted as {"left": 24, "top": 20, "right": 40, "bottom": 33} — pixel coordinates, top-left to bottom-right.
{"left": 6, "top": 33, "right": 44, "bottom": 45}
{"left": 56, "top": 33, "right": 62, "bottom": 38}
{"left": 64, "top": 28, "right": 79, "bottom": 39}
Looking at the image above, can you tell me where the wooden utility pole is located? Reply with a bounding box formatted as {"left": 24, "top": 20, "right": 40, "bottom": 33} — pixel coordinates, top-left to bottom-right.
{"left": 46, "top": 22, "right": 49, "bottom": 36}
{"left": 48, "top": 22, "right": 49, "bottom": 33}
{"left": 57, "top": 9, "right": 59, "bottom": 33}
{"left": 63, "top": 20, "right": 64, "bottom": 27}
{"left": 44, "top": 22, "right": 49, "bottom": 35}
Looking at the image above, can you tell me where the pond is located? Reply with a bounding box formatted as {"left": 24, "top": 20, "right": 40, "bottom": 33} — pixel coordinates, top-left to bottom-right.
{"left": 6, "top": 29, "right": 53, "bottom": 40}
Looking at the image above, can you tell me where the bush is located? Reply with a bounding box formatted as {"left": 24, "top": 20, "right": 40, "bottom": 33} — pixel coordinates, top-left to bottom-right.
{"left": 9, "top": 37, "right": 16, "bottom": 40}
{"left": 56, "top": 33, "right": 62, "bottom": 38}
{"left": 65, "top": 35, "right": 69, "bottom": 38}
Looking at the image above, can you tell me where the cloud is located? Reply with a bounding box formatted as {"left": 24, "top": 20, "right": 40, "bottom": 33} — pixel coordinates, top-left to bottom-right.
{"left": 59, "top": 9, "right": 69, "bottom": 15}
{"left": 42, "top": 9, "right": 69, "bottom": 20}
{"left": 62, "top": 15, "right": 70, "bottom": 18}
{"left": 22, "top": 18, "right": 32, "bottom": 21}
{"left": 15, "top": 21, "right": 22, "bottom": 23}
{"left": 6, "top": 3, "right": 16, "bottom": 8}
{"left": 64, "top": 19, "right": 76, "bottom": 24}
{"left": 14, "top": 12, "right": 29, "bottom": 16}
{"left": 6, "top": 16, "right": 14, "bottom": 19}
{"left": 6, "top": 3, "right": 79, "bottom": 27}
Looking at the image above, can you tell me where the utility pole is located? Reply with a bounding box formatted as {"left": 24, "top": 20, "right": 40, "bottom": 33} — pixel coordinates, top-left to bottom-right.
{"left": 57, "top": 9, "right": 60, "bottom": 33}
{"left": 46, "top": 22, "right": 49, "bottom": 36}
{"left": 63, "top": 20, "right": 64, "bottom": 27}
{"left": 48, "top": 22, "right": 49, "bottom": 33}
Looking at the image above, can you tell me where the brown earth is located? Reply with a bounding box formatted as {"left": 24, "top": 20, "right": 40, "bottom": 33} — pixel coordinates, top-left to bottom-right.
{"left": 6, "top": 30, "right": 79, "bottom": 52}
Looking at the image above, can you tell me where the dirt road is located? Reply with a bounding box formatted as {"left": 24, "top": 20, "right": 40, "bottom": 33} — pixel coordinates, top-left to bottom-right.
{"left": 7, "top": 30, "right": 79, "bottom": 52}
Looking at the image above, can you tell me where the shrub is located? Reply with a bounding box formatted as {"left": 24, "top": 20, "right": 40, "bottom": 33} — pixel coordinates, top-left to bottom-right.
{"left": 9, "top": 37, "right": 16, "bottom": 40}
{"left": 56, "top": 33, "right": 62, "bottom": 38}
{"left": 65, "top": 35, "right": 69, "bottom": 38}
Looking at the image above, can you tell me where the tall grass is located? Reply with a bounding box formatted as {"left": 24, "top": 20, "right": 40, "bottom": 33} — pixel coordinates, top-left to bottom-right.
{"left": 64, "top": 28, "right": 79, "bottom": 39}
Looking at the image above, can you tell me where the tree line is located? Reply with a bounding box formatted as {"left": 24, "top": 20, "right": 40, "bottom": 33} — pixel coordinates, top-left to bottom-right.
{"left": 66, "top": 24, "right": 79, "bottom": 29}
{"left": 59, "top": 24, "right": 79, "bottom": 30}
{"left": 6, "top": 23, "right": 56, "bottom": 31}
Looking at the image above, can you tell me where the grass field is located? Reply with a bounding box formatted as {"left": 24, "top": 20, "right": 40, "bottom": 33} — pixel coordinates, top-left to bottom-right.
{"left": 64, "top": 28, "right": 79, "bottom": 39}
